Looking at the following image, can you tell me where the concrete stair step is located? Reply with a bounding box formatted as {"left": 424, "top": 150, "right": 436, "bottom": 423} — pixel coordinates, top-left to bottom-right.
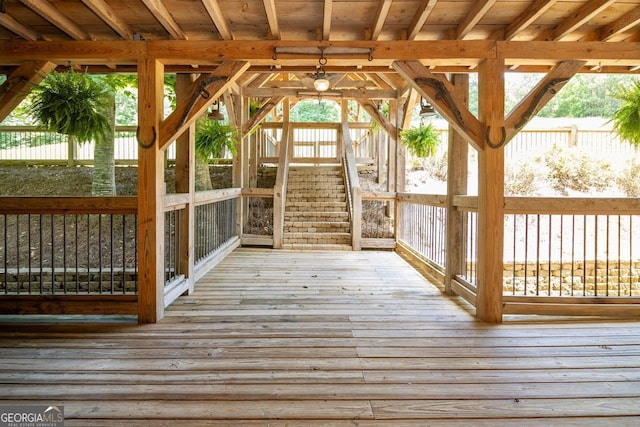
{"left": 287, "top": 193, "right": 346, "bottom": 201}
{"left": 285, "top": 201, "right": 347, "bottom": 211}
{"left": 284, "top": 211, "right": 349, "bottom": 221}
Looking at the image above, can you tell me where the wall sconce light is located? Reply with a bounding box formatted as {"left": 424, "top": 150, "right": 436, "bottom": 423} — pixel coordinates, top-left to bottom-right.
{"left": 419, "top": 97, "right": 436, "bottom": 117}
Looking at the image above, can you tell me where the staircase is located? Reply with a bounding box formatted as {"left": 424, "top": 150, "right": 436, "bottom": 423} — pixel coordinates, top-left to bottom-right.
{"left": 282, "top": 165, "right": 352, "bottom": 250}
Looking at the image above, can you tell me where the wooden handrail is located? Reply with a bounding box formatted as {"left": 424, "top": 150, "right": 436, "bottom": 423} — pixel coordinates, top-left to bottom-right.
{"left": 273, "top": 123, "right": 291, "bottom": 249}
{"left": 194, "top": 188, "right": 241, "bottom": 206}
{"left": 342, "top": 122, "right": 362, "bottom": 250}
{"left": 0, "top": 196, "right": 138, "bottom": 214}
{"left": 505, "top": 197, "right": 640, "bottom": 215}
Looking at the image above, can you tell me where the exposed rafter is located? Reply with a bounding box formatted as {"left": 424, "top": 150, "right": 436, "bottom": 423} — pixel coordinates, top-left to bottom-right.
{"left": 201, "top": 0, "right": 234, "bottom": 40}
{"left": 456, "top": 0, "right": 497, "bottom": 40}
{"left": 262, "top": 0, "right": 281, "bottom": 40}
{"left": 141, "top": 0, "right": 187, "bottom": 40}
{"left": 0, "top": 13, "right": 44, "bottom": 41}
{"left": 598, "top": 6, "right": 640, "bottom": 41}
{"left": 19, "top": 0, "right": 92, "bottom": 40}
{"left": 505, "top": 0, "right": 557, "bottom": 41}
{"left": 552, "top": 0, "right": 616, "bottom": 41}
{"left": 407, "top": 0, "right": 438, "bottom": 40}
{"left": 81, "top": 0, "right": 134, "bottom": 40}
{"left": 370, "top": 0, "right": 393, "bottom": 41}
{"left": 323, "top": 0, "right": 333, "bottom": 40}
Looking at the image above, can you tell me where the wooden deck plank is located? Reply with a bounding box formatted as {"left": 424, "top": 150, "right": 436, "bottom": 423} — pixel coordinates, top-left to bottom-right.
{"left": 1, "top": 247, "right": 640, "bottom": 425}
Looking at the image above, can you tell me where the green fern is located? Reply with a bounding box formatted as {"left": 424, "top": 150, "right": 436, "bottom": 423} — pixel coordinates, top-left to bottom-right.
{"left": 195, "top": 119, "right": 239, "bottom": 161}
{"left": 30, "top": 70, "right": 112, "bottom": 144}
{"left": 400, "top": 123, "right": 440, "bottom": 158}
{"left": 610, "top": 79, "right": 640, "bottom": 146}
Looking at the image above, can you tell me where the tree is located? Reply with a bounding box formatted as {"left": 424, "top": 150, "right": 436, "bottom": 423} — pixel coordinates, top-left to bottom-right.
{"left": 290, "top": 100, "right": 340, "bottom": 122}
{"left": 194, "top": 118, "right": 239, "bottom": 190}
{"left": 610, "top": 79, "right": 640, "bottom": 146}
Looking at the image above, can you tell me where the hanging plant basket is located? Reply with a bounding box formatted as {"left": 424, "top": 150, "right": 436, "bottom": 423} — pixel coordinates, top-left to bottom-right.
{"left": 400, "top": 122, "right": 440, "bottom": 158}
{"left": 30, "top": 70, "right": 112, "bottom": 144}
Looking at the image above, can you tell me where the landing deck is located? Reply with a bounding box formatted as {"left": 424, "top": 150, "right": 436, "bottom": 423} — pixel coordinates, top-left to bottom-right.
{"left": 1, "top": 248, "right": 639, "bottom": 426}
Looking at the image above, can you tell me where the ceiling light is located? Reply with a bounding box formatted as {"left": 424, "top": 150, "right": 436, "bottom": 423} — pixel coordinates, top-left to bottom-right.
{"left": 313, "top": 76, "right": 330, "bottom": 92}
{"left": 313, "top": 49, "right": 330, "bottom": 92}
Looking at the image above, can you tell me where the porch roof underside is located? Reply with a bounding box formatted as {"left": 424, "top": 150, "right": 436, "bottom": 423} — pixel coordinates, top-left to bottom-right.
{"left": 1, "top": 247, "right": 639, "bottom": 425}
{"left": 1, "top": 0, "right": 639, "bottom": 93}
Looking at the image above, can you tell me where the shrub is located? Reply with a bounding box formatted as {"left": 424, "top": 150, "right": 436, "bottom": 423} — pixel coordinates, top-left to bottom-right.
{"left": 544, "top": 145, "right": 614, "bottom": 195}
{"left": 505, "top": 159, "right": 541, "bottom": 196}
{"left": 617, "top": 161, "right": 640, "bottom": 197}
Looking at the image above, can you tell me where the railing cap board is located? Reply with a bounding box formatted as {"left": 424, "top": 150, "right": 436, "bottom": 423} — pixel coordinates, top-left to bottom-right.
{"left": 0, "top": 196, "right": 138, "bottom": 214}
{"left": 505, "top": 197, "right": 640, "bottom": 215}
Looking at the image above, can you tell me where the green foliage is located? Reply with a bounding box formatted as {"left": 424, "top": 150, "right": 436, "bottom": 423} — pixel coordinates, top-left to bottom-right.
{"left": 610, "top": 79, "right": 640, "bottom": 146}
{"left": 195, "top": 119, "right": 239, "bottom": 160}
{"left": 30, "top": 70, "right": 112, "bottom": 144}
{"left": 290, "top": 100, "right": 340, "bottom": 122}
{"left": 400, "top": 123, "right": 440, "bottom": 158}
{"left": 544, "top": 145, "right": 614, "bottom": 196}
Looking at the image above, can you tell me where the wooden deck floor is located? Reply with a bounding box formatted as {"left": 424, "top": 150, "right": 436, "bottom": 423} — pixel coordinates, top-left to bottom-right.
{"left": 1, "top": 248, "right": 640, "bottom": 426}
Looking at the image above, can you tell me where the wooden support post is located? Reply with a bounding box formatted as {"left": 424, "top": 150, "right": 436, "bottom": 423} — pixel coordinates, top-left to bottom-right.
{"left": 476, "top": 58, "right": 505, "bottom": 323}
{"left": 233, "top": 93, "right": 246, "bottom": 237}
{"left": 391, "top": 99, "right": 405, "bottom": 193}
{"left": 137, "top": 58, "right": 165, "bottom": 324}
{"left": 175, "top": 73, "right": 196, "bottom": 294}
{"left": 445, "top": 74, "right": 469, "bottom": 295}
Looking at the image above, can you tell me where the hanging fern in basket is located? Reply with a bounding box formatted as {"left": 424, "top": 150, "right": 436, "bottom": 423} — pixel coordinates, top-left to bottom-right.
{"left": 400, "top": 122, "right": 440, "bottom": 158}
{"left": 30, "top": 70, "right": 112, "bottom": 144}
{"left": 195, "top": 119, "right": 239, "bottom": 161}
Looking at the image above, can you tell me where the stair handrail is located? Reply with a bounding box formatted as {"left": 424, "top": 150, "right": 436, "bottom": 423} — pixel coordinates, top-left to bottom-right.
{"left": 273, "top": 122, "right": 292, "bottom": 249}
{"left": 341, "top": 122, "right": 362, "bottom": 250}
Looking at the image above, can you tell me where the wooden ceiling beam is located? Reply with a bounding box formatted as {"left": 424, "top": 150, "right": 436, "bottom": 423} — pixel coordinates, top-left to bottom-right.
{"left": 355, "top": 98, "right": 397, "bottom": 136}
{"left": 141, "top": 0, "right": 187, "bottom": 40}
{"left": 505, "top": 0, "right": 557, "bottom": 41}
{"left": 0, "top": 13, "right": 45, "bottom": 41}
{"left": 323, "top": 0, "right": 333, "bottom": 40}
{"left": 505, "top": 60, "right": 585, "bottom": 142}
{"left": 18, "top": 0, "right": 92, "bottom": 40}
{"left": 243, "top": 87, "right": 397, "bottom": 99}
{"left": 201, "top": 0, "right": 234, "bottom": 40}
{"left": 598, "top": 6, "right": 640, "bottom": 41}
{"left": 370, "top": 0, "right": 393, "bottom": 41}
{"left": 3, "top": 40, "right": 639, "bottom": 67}
{"left": 0, "top": 60, "right": 56, "bottom": 122}
{"left": 81, "top": 0, "right": 134, "bottom": 40}
{"left": 159, "top": 61, "right": 250, "bottom": 150}
{"left": 456, "top": 0, "right": 497, "bottom": 40}
{"left": 262, "top": 0, "right": 281, "bottom": 40}
{"left": 552, "top": 0, "right": 616, "bottom": 41}
{"left": 393, "top": 60, "right": 483, "bottom": 151}
{"left": 407, "top": 0, "right": 438, "bottom": 41}
{"left": 242, "top": 97, "right": 284, "bottom": 135}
